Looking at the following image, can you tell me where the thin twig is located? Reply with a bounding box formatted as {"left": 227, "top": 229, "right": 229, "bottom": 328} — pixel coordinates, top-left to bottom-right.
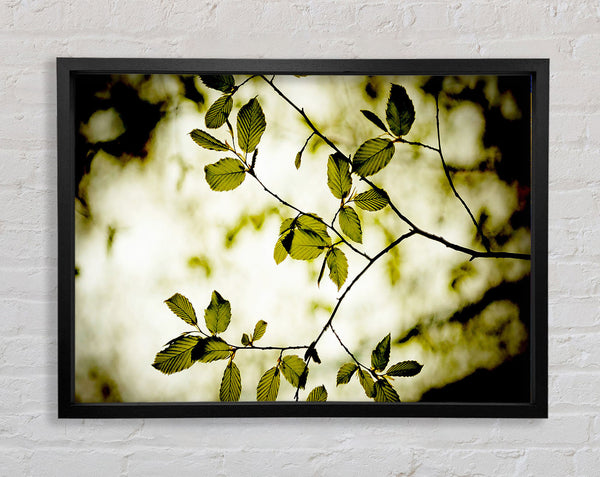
{"left": 261, "top": 75, "right": 530, "bottom": 262}
{"left": 434, "top": 95, "right": 491, "bottom": 251}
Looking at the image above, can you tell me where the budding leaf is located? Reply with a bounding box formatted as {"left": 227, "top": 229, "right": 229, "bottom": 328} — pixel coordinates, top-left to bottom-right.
{"left": 295, "top": 150, "right": 303, "bottom": 170}
{"left": 204, "top": 290, "right": 232, "bottom": 334}
{"left": 371, "top": 334, "right": 391, "bottom": 371}
{"left": 237, "top": 98, "right": 266, "bottom": 153}
{"left": 338, "top": 206, "right": 362, "bottom": 244}
{"left": 352, "top": 138, "right": 395, "bottom": 177}
{"left": 204, "top": 158, "right": 246, "bottom": 192}
{"left": 205, "top": 94, "right": 233, "bottom": 129}
{"left": 360, "top": 110, "right": 389, "bottom": 133}
{"left": 219, "top": 361, "right": 242, "bottom": 402}
{"left": 190, "top": 129, "right": 229, "bottom": 151}
{"left": 152, "top": 335, "right": 201, "bottom": 375}
{"left": 164, "top": 293, "right": 197, "bottom": 326}
{"left": 386, "top": 360, "right": 423, "bottom": 377}
{"left": 200, "top": 74, "right": 235, "bottom": 93}
{"left": 280, "top": 355, "right": 308, "bottom": 389}
{"left": 306, "top": 385, "right": 328, "bottom": 402}
{"left": 241, "top": 333, "right": 251, "bottom": 346}
{"left": 374, "top": 379, "right": 400, "bottom": 402}
{"left": 353, "top": 188, "right": 390, "bottom": 212}
{"left": 257, "top": 366, "right": 280, "bottom": 401}
{"left": 252, "top": 320, "right": 268, "bottom": 342}
{"left": 336, "top": 362, "right": 358, "bottom": 385}
{"left": 327, "top": 152, "right": 352, "bottom": 200}
{"left": 326, "top": 247, "right": 348, "bottom": 290}
{"left": 386, "top": 84, "right": 415, "bottom": 137}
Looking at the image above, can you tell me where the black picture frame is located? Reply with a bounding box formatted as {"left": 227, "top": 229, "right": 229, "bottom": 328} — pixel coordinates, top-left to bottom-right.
{"left": 57, "top": 58, "right": 548, "bottom": 418}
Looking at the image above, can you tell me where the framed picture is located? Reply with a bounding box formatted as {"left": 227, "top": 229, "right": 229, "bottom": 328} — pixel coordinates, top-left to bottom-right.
{"left": 58, "top": 59, "right": 548, "bottom": 418}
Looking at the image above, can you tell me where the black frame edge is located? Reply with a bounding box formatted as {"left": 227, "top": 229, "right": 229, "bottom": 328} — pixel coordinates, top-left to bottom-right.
{"left": 57, "top": 58, "right": 549, "bottom": 419}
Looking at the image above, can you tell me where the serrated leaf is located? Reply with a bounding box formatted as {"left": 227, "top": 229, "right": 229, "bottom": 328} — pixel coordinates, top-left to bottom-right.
{"left": 200, "top": 74, "right": 235, "bottom": 93}
{"left": 190, "top": 129, "right": 229, "bottom": 151}
{"left": 252, "top": 320, "right": 268, "bottom": 341}
{"left": 358, "top": 368, "right": 376, "bottom": 398}
{"left": 274, "top": 231, "right": 290, "bottom": 264}
{"left": 327, "top": 152, "right": 352, "bottom": 200}
{"left": 374, "top": 379, "right": 400, "bottom": 402}
{"left": 220, "top": 361, "right": 242, "bottom": 402}
{"left": 338, "top": 206, "right": 362, "bottom": 244}
{"left": 152, "top": 335, "right": 201, "bottom": 375}
{"left": 306, "top": 385, "right": 328, "bottom": 402}
{"left": 296, "top": 214, "right": 331, "bottom": 245}
{"left": 352, "top": 138, "right": 395, "bottom": 177}
{"left": 326, "top": 247, "right": 348, "bottom": 290}
{"left": 191, "top": 336, "right": 231, "bottom": 362}
{"left": 279, "top": 218, "right": 295, "bottom": 235}
{"left": 241, "top": 333, "right": 251, "bottom": 346}
{"left": 354, "top": 188, "right": 390, "bottom": 212}
{"left": 385, "top": 360, "right": 423, "bottom": 377}
{"left": 204, "top": 290, "right": 232, "bottom": 334}
{"left": 164, "top": 293, "right": 197, "bottom": 326}
{"left": 256, "top": 366, "right": 280, "bottom": 401}
{"left": 361, "top": 110, "right": 389, "bottom": 133}
{"left": 280, "top": 355, "right": 308, "bottom": 389}
{"left": 237, "top": 98, "right": 266, "bottom": 153}
{"left": 288, "top": 229, "right": 328, "bottom": 261}
{"left": 205, "top": 94, "right": 233, "bottom": 129}
{"left": 336, "top": 362, "right": 358, "bottom": 385}
{"left": 371, "top": 334, "right": 391, "bottom": 371}
{"left": 386, "top": 84, "right": 415, "bottom": 137}
{"left": 204, "top": 158, "right": 246, "bottom": 192}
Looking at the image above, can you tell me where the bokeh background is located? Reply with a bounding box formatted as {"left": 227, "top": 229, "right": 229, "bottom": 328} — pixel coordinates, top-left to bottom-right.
{"left": 74, "top": 73, "right": 531, "bottom": 403}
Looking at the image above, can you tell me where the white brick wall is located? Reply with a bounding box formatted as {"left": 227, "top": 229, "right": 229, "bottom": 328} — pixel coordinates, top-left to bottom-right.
{"left": 0, "top": 0, "right": 598, "bottom": 475}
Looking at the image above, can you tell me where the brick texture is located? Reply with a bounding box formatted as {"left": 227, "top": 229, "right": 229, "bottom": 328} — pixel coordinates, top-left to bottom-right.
{"left": 0, "top": 0, "right": 599, "bottom": 475}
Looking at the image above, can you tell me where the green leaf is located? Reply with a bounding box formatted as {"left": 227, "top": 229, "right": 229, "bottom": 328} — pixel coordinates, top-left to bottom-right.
{"left": 204, "top": 158, "right": 246, "bottom": 192}
{"left": 256, "top": 366, "right": 280, "bottom": 401}
{"left": 219, "top": 361, "right": 242, "bottom": 402}
{"left": 326, "top": 247, "right": 348, "bottom": 290}
{"left": 304, "top": 345, "right": 321, "bottom": 364}
{"left": 353, "top": 188, "right": 390, "bottom": 212}
{"left": 241, "top": 333, "right": 251, "bottom": 346}
{"left": 205, "top": 95, "right": 233, "bottom": 129}
{"left": 386, "top": 84, "right": 415, "bottom": 137}
{"left": 371, "top": 334, "right": 391, "bottom": 371}
{"left": 296, "top": 214, "right": 331, "bottom": 245}
{"left": 164, "top": 293, "right": 197, "bottom": 326}
{"left": 352, "top": 138, "right": 395, "bottom": 177}
{"left": 152, "top": 335, "right": 201, "bottom": 375}
{"left": 190, "top": 129, "right": 229, "bottom": 151}
{"left": 385, "top": 360, "right": 423, "bottom": 377}
{"left": 374, "top": 379, "right": 400, "bottom": 402}
{"left": 306, "top": 385, "right": 328, "bottom": 402}
{"left": 279, "top": 218, "right": 295, "bottom": 235}
{"left": 358, "top": 368, "right": 376, "bottom": 398}
{"left": 252, "top": 320, "right": 268, "bottom": 341}
{"left": 361, "top": 110, "right": 389, "bottom": 133}
{"left": 204, "top": 290, "right": 232, "bottom": 334}
{"left": 191, "top": 336, "right": 231, "bottom": 362}
{"left": 336, "top": 362, "right": 358, "bottom": 385}
{"left": 274, "top": 231, "right": 290, "bottom": 264}
{"left": 338, "top": 206, "right": 362, "bottom": 244}
{"left": 327, "top": 152, "right": 352, "bottom": 200}
{"left": 294, "top": 150, "right": 302, "bottom": 169}
{"left": 288, "top": 229, "right": 328, "bottom": 261}
{"left": 237, "top": 98, "right": 266, "bottom": 153}
{"left": 200, "top": 74, "right": 235, "bottom": 93}
{"left": 280, "top": 355, "right": 308, "bottom": 389}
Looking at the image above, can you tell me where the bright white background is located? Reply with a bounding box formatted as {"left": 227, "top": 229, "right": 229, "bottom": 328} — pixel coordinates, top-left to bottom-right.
{"left": 1, "top": 0, "right": 598, "bottom": 475}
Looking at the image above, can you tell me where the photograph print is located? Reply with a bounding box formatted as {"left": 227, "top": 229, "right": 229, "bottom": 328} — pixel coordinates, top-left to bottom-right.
{"left": 65, "top": 62, "right": 540, "bottom": 415}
